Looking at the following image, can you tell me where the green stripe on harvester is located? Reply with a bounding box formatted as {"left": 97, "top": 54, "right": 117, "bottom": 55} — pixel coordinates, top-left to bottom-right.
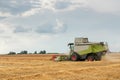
{"left": 78, "top": 44, "right": 106, "bottom": 55}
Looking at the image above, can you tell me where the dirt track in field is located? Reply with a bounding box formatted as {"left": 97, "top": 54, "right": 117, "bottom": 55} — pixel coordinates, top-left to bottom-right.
{"left": 0, "top": 53, "right": 120, "bottom": 80}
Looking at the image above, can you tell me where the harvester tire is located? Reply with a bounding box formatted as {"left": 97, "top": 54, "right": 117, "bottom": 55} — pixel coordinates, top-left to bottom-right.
{"left": 94, "top": 53, "right": 102, "bottom": 61}
{"left": 87, "top": 55, "right": 94, "bottom": 61}
{"left": 71, "top": 53, "right": 79, "bottom": 61}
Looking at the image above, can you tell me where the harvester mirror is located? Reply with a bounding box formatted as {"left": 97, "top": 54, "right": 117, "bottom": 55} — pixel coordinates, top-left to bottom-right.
{"left": 68, "top": 43, "right": 74, "bottom": 46}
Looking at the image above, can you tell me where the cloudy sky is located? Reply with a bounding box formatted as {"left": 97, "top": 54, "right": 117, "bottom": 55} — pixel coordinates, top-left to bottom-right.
{"left": 0, "top": 0, "right": 120, "bottom": 54}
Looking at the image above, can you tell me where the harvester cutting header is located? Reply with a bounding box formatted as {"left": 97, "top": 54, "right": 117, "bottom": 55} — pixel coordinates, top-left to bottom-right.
{"left": 52, "top": 37, "right": 108, "bottom": 61}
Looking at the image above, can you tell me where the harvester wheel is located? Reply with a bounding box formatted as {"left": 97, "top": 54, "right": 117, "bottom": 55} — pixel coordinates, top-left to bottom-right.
{"left": 87, "top": 55, "right": 94, "bottom": 61}
{"left": 71, "top": 53, "right": 79, "bottom": 61}
{"left": 94, "top": 53, "right": 102, "bottom": 61}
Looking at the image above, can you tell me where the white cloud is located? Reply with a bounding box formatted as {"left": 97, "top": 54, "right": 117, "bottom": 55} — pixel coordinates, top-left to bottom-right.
{"left": 61, "top": 0, "right": 120, "bottom": 14}
{"left": 21, "top": 0, "right": 56, "bottom": 17}
{"left": 36, "top": 0, "right": 120, "bottom": 15}
{"left": 20, "top": 8, "right": 41, "bottom": 17}
{"left": 0, "top": 23, "right": 14, "bottom": 34}
{"left": 0, "top": 18, "right": 68, "bottom": 54}
{"left": 0, "top": 22, "right": 55, "bottom": 54}
{"left": 62, "top": 0, "right": 120, "bottom": 15}
{"left": 1, "top": 0, "right": 118, "bottom": 18}
{"left": 0, "top": 12, "right": 12, "bottom": 17}
{"left": 58, "top": 0, "right": 87, "bottom": 11}
{"left": 0, "top": 0, "right": 120, "bottom": 18}
{"left": 54, "top": 19, "right": 67, "bottom": 33}
{"left": 0, "top": 34, "right": 54, "bottom": 54}
{"left": 86, "top": 0, "right": 120, "bottom": 14}
{"left": 41, "top": 0, "right": 56, "bottom": 10}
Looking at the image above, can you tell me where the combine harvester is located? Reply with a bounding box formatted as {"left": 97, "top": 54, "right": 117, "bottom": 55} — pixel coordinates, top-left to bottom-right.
{"left": 52, "top": 37, "right": 108, "bottom": 61}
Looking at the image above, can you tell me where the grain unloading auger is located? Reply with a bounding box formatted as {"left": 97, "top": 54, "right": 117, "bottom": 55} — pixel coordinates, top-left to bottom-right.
{"left": 52, "top": 37, "right": 108, "bottom": 61}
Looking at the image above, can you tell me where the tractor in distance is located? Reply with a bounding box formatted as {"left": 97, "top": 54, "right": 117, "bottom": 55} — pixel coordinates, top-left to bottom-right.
{"left": 68, "top": 37, "right": 108, "bottom": 61}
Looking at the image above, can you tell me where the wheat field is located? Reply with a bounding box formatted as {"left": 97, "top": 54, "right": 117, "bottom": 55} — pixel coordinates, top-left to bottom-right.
{"left": 0, "top": 53, "right": 120, "bottom": 80}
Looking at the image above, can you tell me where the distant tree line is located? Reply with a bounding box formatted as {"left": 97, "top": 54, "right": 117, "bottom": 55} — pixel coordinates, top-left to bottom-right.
{"left": 8, "top": 50, "right": 46, "bottom": 55}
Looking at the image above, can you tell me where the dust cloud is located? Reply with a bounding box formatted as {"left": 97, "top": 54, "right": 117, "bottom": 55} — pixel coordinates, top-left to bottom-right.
{"left": 102, "top": 53, "right": 120, "bottom": 62}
